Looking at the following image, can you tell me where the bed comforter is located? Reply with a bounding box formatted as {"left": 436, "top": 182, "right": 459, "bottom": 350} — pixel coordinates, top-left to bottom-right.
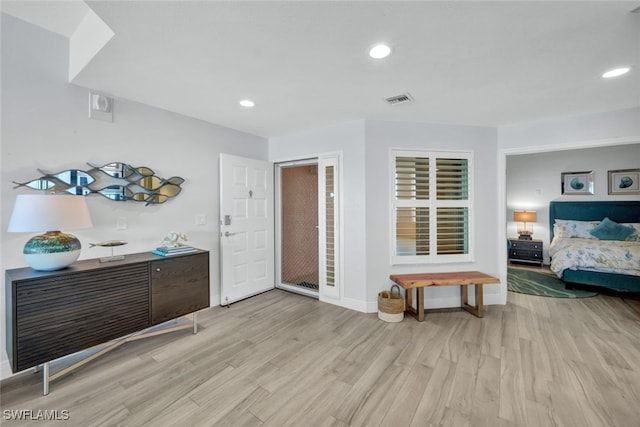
{"left": 549, "top": 237, "right": 640, "bottom": 278}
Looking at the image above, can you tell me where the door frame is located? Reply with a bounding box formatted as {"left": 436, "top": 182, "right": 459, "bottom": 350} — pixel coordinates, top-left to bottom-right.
{"left": 498, "top": 135, "right": 639, "bottom": 306}
{"left": 272, "top": 151, "right": 344, "bottom": 305}
{"left": 274, "top": 158, "right": 320, "bottom": 298}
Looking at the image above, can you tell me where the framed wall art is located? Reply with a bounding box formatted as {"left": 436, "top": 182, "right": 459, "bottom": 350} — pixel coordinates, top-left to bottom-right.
{"left": 608, "top": 168, "right": 640, "bottom": 195}
{"left": 561, "top": 171, "right": 594, "bottom": 195}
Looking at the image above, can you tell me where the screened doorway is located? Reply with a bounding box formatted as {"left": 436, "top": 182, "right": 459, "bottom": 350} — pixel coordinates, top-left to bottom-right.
{"left": 276, "top": 160, "right": 319, "bottom": 296}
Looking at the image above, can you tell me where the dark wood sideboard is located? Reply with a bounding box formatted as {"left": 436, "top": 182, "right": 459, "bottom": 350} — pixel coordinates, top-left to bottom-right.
{"left": 5, "top": 250, "right": 210, "bottom": 377}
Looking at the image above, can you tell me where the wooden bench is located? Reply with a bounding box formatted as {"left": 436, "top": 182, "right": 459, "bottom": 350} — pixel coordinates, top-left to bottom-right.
{"left": 389, "top": 271, "right": 500, "bottom": 321}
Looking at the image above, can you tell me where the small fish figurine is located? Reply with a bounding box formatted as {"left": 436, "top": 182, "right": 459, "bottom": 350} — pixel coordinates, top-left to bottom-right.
{"left": 89, "top": 240, "right": 128, "bottom": 248}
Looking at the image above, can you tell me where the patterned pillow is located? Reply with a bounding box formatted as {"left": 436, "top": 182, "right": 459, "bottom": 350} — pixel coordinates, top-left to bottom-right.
{"left": 553, "top": 219, "right": 600, "bottom": 239}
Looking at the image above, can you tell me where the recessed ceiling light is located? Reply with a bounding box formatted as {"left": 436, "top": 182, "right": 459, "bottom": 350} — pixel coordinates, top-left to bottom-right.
{"left": 602, "top": 67, "right": 630, "bottom": 78}
{"left": 239, "top": 99, "right": 255, "bottom": 107}
{"left": 369, "top": 44, "right": 392, "bottom": 59}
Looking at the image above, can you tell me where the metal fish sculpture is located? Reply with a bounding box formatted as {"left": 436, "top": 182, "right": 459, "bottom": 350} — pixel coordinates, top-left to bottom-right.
{"left": 89, "top": 240, "right": 128, "bottom": 248}
{"left": 12, "top": 178, "right": 56, "bottom": 190}
{"left": 62, "top": 186, "right": 93, "bottom": 196}
{"left": 13, "top": 178, "right": 75, "bottom": 194}
{"left": 94, "top": 185, "right": 129, "bottom": 201}
{"left": 145, "top": 194, "right": 170, "bottom": 206}
{"left": 87, "top": 162, "right": 134, "bottom": 179}
{"left": 132, "top": 175, "right": 184, "bottom": 191}
{"left": 87, "top": 162, "right": 155, "bottom": 178}
{"left": 15, "top": 163, "right": 183, "bottom": 206}
{"left": 93, "top": 186, "right": 158, "bottom": 202}
{"left": 156, "top": 183, "right": 182, "bottom": 198}
{"left": 37, "top": 169, "right": 95, "bottom": 186}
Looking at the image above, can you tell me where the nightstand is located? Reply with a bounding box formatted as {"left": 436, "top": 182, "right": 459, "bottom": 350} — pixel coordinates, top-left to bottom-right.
{"left": 508, "top": 238, "right": 543, "bottom": 266}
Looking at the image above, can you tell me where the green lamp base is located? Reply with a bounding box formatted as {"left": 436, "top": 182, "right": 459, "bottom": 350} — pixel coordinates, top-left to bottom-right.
{"left": 23, "top": 231, "right": 82, "bottom": 271}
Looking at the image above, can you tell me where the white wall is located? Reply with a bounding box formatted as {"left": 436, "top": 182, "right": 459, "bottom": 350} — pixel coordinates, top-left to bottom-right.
{"left": 270, "top": 120, "right": 503, "bottom": 312}
{"left": 365, "top": 121, "right": 501, "bottom": 308}
{"left": 498, "top": 107, "right": 640, "bottom": 150}
{"left": 1, "top": 14, "right": 267, "bottom": 379}
{"left": 506, "top": 144, "right": 640, "bottom": 263}
{"left": 268, "top": 121, "right": 368, "bottom": 308}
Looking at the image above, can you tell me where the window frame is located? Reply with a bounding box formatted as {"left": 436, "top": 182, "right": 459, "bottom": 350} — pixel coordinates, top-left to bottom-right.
{"left": 390, "top": 149, "right": 474, "bottom": 265}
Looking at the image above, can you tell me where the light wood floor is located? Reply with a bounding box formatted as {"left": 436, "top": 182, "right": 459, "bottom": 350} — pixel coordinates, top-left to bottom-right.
{"left": 2, "top": 288, "right": 640, "bottom": 426}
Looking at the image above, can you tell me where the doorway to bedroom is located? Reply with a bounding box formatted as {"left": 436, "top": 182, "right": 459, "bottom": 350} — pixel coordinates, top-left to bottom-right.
{"left": 275, "top": 159, "right": 320, "bottom": 297}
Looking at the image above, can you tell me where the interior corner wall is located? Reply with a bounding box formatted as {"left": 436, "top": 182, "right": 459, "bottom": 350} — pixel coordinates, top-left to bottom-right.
{"left": 0, "top": 14, "right": 267, "bottom": 379}
{"left": 268, "top": 121, "right": 368, "bottom": 306}
{"left": 364, "top": 120, "right": 500, "bottom": 308}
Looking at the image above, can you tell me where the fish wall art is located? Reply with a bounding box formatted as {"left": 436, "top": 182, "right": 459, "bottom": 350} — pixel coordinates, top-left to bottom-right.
{"left": 13, "top": 162, "right": 184, "bottom": 205}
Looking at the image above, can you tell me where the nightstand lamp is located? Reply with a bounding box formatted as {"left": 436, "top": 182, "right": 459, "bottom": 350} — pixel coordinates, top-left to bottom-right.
{"left": 514, "top": 210, "right": 537, "bottom": 240}
{"left": 8, "top": 194, "right": 93, "bottom": 271}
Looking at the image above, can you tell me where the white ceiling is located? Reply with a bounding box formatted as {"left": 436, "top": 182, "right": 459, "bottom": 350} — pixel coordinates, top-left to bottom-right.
{"left": 3, "top": 1, "right": 640, "bottom": 138}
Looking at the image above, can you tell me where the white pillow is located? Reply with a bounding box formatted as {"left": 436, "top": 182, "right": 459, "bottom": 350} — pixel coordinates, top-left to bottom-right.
{"left": 553, "top": 219, "right": 600, "bottom": 239}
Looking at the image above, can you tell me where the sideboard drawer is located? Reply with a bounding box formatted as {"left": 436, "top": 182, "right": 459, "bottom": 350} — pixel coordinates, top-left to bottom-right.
{"left": 508, "top": 239, "right": 543, "bottom": 266}
{"left": 151, "top": 252, "right": 210, "bottom": 324}
{"left": 13, "top": 264, "right": 150, "bottom": 372}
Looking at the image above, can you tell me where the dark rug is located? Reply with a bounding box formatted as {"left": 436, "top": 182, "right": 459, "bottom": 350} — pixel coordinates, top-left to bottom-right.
{"left": 296, "top": 281, "right": 319, "bottom": 290}
{"left": 508, "top": 268, "right": 598, "bottom": 298}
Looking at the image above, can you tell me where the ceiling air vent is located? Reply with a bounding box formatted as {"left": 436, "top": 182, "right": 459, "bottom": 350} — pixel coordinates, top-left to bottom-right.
{"left": 385, "top": 93, "right": 414, "bottom": 106}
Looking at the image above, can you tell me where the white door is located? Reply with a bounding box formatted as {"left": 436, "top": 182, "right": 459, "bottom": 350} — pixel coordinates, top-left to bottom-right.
{"left": 219, "top": 154, "right": 274, "bottom": 305}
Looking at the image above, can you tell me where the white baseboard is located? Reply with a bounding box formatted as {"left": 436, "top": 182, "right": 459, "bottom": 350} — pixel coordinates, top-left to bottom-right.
{"left": 319, "top": 295, "right": 370, "bottom": 313}
{"left": 321, "top": 291, "right": 504, "bottom": 314}
{"left": 210, "top": 294, "right": 221, "bottom": 307}
{"left": 364, "top": 290, "right": 505, "bottom": 314}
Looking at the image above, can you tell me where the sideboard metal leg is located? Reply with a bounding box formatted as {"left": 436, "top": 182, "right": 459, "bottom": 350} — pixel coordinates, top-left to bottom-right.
{"left": 193, "top": 312, "right": 198, "bottom": 334}
{"left": 42, "top": 362, "right": 50, "bottom": 396}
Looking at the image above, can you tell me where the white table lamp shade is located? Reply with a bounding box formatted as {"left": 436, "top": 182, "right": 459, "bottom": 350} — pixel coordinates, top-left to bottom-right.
{"left": 8, "top": 194, "right": 92, "bottom": 232}
{"left": 8, "top": 194, "right": 93, "bottom": 271}
{"left": 514, "top": 210, "right": 537, "bottom": 239}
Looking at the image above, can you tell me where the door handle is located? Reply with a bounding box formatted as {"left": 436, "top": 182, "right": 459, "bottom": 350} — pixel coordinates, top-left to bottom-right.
{"left": 224, "top": 231, "right": 238, "bottom": 237}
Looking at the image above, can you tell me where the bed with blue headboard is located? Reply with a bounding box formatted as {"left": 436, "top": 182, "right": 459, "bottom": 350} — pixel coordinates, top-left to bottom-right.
{"left": 549, "top": 201, "right": 640, "bottom": 292}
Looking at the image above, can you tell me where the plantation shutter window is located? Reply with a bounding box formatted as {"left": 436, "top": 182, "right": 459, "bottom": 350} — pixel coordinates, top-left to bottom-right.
{"left": 392, "top": 151, "right": 472, "bottom": 264}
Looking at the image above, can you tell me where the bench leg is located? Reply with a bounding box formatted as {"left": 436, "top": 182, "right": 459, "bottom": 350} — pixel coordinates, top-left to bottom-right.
{"left": 461, "top": 284, "right": 484, "bottom": 318}
{"left": 404, "top": 287, "right": 425, "bottom": 322}
{"left": 416, "top": 288, "right": 424, "bottom": 321}
{"left": 405, "top": 287, "right": 412, "bottom": 313}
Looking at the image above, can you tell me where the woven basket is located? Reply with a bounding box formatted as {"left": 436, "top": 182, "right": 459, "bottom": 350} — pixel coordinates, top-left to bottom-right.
{"left": 378, "top": 284, "right": 404, "bottom": 322}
